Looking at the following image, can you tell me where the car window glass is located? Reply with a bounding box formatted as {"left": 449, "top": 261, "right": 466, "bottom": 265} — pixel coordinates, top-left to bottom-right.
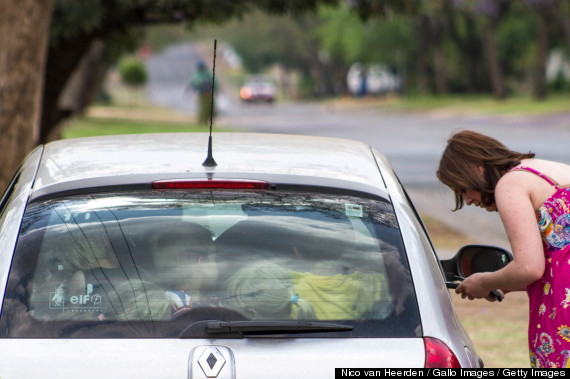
{"left": 1, "top": 190, "right": 420, "bottom": 338}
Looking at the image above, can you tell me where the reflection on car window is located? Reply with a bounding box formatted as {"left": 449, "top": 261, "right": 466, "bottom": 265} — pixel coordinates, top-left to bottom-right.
{"left": 1, "top": 190, "right": 420, "bottom": 338}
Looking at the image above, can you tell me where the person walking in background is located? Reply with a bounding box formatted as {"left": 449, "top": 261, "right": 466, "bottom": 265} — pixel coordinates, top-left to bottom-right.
{"left": 188, "top": 61, "right": 214, "bottom": 126}
{"left": 437, "top": 129, "right": 570, "bottom": 368}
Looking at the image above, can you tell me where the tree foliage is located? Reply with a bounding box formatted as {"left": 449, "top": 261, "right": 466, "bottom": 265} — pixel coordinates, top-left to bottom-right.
{"left": 219, "top": 0, "right": 570, "bottom": 98}
{"left": 118, "top": 57, "right": 148, "bottom": 87}
{"left": 41, "top": 0, "right": 340, "bottom": 144}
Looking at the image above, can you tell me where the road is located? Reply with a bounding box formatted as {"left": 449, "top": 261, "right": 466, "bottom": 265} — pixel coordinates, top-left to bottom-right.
{"left": 146, "top": 43, "right": 570, "bottom": 254}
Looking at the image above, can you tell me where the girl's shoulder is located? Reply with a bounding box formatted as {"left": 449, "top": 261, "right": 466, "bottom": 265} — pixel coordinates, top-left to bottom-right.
{"left": 495, "top": 162, "right": 541, "bottom": 197}
{"left": 510, "top": 159, "right": 570, "bottom": 186}
{"left": 498, "top": 159, "right": 570, "bottom": 210}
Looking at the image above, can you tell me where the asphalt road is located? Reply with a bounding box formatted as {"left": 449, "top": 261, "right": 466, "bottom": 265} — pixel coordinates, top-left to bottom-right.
{"left": 146, "top": 43, "right": 570, "bottom": 255}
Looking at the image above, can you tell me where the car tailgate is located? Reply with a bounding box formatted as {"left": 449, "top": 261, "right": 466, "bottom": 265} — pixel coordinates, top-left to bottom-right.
{"left": 0, "top": 338, "right": 425, "bottom": 378}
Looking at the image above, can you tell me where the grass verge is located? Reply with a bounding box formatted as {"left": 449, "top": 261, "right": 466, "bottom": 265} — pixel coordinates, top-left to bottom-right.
{"left": 61, "top": 104, "right": 233, "bottom": 139}
{"left": 451, "top": 291, "right": 529, "bottom": 368}
{"left": 377, "top": 93, "right": 570, "bottom": 116}
{"left": 328, "top": 93, "right": 570, "bottom": 118}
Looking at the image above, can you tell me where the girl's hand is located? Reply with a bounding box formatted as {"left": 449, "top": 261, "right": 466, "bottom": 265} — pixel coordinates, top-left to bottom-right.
{"left": 455, "top": 272, "right": 494, "bottom": 300}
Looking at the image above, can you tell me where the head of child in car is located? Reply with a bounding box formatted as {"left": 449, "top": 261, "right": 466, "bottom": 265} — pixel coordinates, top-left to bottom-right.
{"left": 225, "top": 261, "right": 315, "bottom": 320}
{"left": 151, "top": 222, "right": 217, "bottom": 293}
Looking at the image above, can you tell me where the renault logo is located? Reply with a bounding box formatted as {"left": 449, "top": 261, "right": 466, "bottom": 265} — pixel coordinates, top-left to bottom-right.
{"left": 198, "top": 347, "right": 226, "bottom": 378}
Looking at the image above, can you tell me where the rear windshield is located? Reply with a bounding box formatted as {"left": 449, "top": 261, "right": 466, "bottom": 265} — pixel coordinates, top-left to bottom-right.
{"left": 1, "top": 190, "right": 420, "bottom": 338}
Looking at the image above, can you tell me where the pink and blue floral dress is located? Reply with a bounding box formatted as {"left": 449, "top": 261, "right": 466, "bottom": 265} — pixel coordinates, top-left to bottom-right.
{"left": 514, "top": 167, "right": 570, "bottom": 367}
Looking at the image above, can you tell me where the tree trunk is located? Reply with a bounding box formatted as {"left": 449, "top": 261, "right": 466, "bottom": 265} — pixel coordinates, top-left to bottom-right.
{"left": 533, "top": 14, "right": 549, "bottom": 100}
{"left": 430, "top": 18, "right": 448, "bottom": 95}
{"left": 433, "top": 47, "right": 448, "bottom": 95}
{"left": 415, "top": 16, "right": 432, "bottom": 94}
{"left": 40, "top": 33, "right": 95, "bottom": 143}
{"left": 482, "top": 19, "right": 506, "bottom": 99}
{"left": 0, "top": 0, "right": 54, "bottom": 191}
{"left": 562, "top": 15, "right": 570, "bottom": 53}
{"left": 60, "top": 40, "right": 107, "bottom": 114}
{"left": 557, "top": 0, "right": 570, "bottom": 54}
{"left": 51, "top": 40, "right": 111, "bottom": 141}
{"left": 443, "top": 3, "right": 487, "bottom": 93}
{"left": 459, "top": 14, "right": 487, "bottom": 93}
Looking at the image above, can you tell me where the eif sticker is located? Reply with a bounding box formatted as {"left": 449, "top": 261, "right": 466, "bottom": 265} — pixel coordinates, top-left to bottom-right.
{"left": 345, "top": 203, "right": 363, "bottom": 217}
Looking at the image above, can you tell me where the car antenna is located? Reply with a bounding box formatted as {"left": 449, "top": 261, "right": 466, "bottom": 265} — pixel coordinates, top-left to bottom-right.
{"left": 202, "top": 39, "right": 217, "bottom": 167}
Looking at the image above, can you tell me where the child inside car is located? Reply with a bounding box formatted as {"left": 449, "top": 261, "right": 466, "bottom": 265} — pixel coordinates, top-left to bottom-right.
{"left": 225, "top": 261, "right": 315, "bottom": 320}
{"left": 151, "top": 222, "right": 219, "bottom": 318}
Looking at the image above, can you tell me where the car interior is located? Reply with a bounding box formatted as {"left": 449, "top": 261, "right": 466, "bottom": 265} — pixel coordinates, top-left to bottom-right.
{"left": 1, "top": 190, "right": 421, "bottom": 338}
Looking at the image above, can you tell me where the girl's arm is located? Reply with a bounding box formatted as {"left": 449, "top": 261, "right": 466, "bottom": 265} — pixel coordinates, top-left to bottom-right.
{"left": 456, "top": 174, "right": 545, "bottom": 299}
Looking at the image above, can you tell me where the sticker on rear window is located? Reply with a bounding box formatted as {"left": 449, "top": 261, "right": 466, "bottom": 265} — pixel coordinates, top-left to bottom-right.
{"left": 345, "top": 203, "right": 363, "bottom": 217}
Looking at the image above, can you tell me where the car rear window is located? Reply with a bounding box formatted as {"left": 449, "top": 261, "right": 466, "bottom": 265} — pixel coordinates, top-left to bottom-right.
{"left": 0, "top": 190, "right": 420, "bottom": 338}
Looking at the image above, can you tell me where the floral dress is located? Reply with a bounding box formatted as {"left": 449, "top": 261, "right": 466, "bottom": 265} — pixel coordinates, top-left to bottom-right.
{"left": 514, "top": 167, "right": 570, "bottom": 367}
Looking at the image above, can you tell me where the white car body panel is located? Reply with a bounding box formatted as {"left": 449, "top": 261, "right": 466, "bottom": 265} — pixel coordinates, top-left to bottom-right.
{"left": 34, "top": 133, "right": 385, "bottom": 192}
{"left": 0, "top": 339, "right": 424, "bottom": 379}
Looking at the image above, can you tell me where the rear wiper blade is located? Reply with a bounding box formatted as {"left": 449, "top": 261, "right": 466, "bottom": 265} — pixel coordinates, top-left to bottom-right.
{"left": 207, "top": 321, "right": 354, "bottom": 334}
{"left": 178, "top": 320, "right": 353, "bottom": 338}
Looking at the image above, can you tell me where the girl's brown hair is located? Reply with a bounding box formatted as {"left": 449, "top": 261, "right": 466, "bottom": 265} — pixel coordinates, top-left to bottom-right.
{"left": 437, "top": 130, "right": 535, "bottom": 210}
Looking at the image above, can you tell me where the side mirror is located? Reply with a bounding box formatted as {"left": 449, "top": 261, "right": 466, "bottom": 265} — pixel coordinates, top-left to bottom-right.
{"left": 441, "top": 244, "right": 513, "bottom": 285}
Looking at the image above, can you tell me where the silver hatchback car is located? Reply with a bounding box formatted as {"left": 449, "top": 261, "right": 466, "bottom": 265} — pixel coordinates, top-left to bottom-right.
{"left": 0, "top": 133, "right": 510, "bottom": 378}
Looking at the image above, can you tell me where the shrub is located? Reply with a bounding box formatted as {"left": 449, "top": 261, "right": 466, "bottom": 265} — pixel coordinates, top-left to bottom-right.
{"left": 118, "top": 57, "right": 147, "bottom": 87}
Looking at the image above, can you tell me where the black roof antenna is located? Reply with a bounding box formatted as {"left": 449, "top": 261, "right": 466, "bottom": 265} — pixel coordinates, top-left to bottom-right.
{"left": 202, "top": 39, "right": 217, "bottom": 167}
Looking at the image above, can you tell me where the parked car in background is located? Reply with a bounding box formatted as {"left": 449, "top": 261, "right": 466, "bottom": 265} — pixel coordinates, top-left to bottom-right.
{"left": 0, "top": 132, "right": 510, "bottom": 378}
{"left": 239, "top": 75, "right": 276, "bottom": 103}
{"left": 347, "top": 63, "right": 402, "bottom": 96}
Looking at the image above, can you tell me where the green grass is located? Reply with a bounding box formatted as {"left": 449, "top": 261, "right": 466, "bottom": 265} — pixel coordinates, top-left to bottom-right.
{"left": 380, "top": 93, "right": 570, "bottom": 116}
{"left": 61, "top": 104, "right": 234, "bottom": 139}
{"left": 62, "top": 116, "right": 201, "bottom": 139}
{"left": 451, "top": 291, "right": 529, "bottom": 368}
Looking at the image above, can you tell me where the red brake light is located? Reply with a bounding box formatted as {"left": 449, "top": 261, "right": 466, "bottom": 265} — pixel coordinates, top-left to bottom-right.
{"left": 152, "top": 179, "right": 269, "bottom": 190}
{"left": 424, "top": 337, "right": 461, "bottom": 368}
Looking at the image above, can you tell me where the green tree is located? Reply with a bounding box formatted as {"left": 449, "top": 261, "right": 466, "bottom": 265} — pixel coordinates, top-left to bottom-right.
{"left": 118, "top": 57, "right": 148, "bottom": 87}
{"left": 497, "top": 4, "right": 537, "bottom": 92}
{"left": 314, "top": 4, "right": 363, "bottom": 95}
{"left": 40, "top": 0, "right": 340, "bottom": 143}
{"left": 118, "top": 56, "right": 148, "bottom": 105}
{"left": 315, "top": 5, "right": 417, "bottom": 94}
{"left": 444, "top": 0, "right": 513, "bottom": 98}
{"left": 525, "top": 0, "right": 560, "bottom": 100}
